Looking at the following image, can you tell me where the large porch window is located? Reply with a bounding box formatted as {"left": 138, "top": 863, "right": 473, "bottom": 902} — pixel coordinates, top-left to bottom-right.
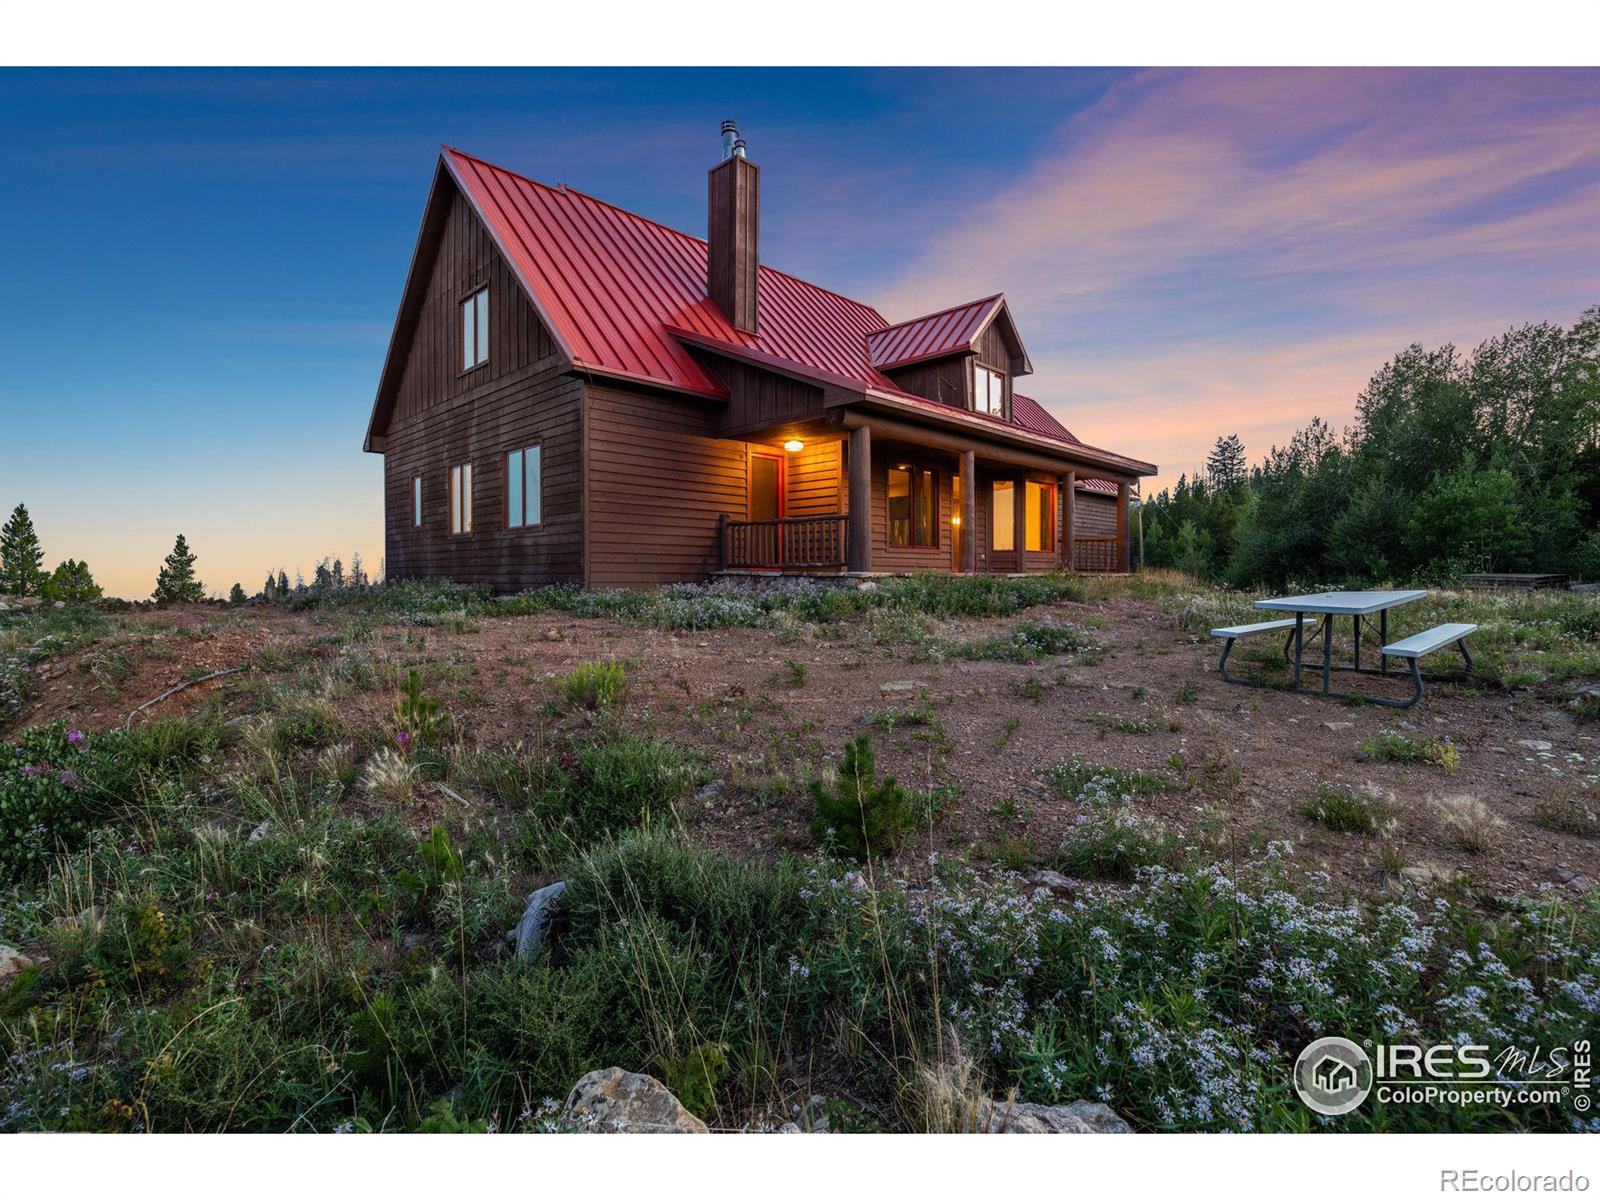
{"left": 992, "top": 480, "right": 1055, "bottom": 553}
{"left": 992, "top": 480, "right": 1014, "bottom": 551}
{"left": 888, "top": 465, "right": 937, "bottom": 547}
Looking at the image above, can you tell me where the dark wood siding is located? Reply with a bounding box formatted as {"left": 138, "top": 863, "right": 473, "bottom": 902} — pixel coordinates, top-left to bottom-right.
{"left": 380, "top": 186, "right": 581, "bottom": 591}
{"left": 883, "top": 356, "right": 969, "bottom": 409}
{"left": 1075, "top": 490, "right": 1117, "bottom": 537}
{"left": 785, "top": 439, "right": 843, "bottom": 517}
{"left": 390, "top": 189, "right": 559, "bottom": 427}
{"left": 585, "top": 384, "right": 747, "bottom": 586}
{"left": 382, "top": 367, "right": 584, "bottom": 589}
{"left": 699, "top": 355, "right": 826, "bottom": 434}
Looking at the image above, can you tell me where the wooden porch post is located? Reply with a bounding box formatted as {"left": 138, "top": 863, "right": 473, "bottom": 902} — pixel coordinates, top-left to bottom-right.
{"left": 1059, "top": 471, "right": 1075, "bottom": 570}
{"left": 1116, "top": 480, "right": 1131, "bottom": 573}
{"left": 960, "top": 451, "right": 976, "bottom": 574}
{"left": 1013, "top": 472, "right": 1028, "bottom": 573}
{"left": 847, "top": 424, "right": 872, "bottom": 573}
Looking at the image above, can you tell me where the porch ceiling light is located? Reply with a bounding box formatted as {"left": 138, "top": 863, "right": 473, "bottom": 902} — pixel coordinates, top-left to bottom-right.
{"left": 782, "top": 439, "right": 804, "bottom": 452}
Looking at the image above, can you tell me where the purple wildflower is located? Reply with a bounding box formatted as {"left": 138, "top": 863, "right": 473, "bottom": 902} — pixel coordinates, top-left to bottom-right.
{"left": 22, "top": 763, "right": 46, "bottom": 777}
{"left": 67, "top": 729, "right": 87, "bottom": 747}
{"left": 395, "top": 730, "right": 413, "bottom": 750}
{"left": 58, "top": 769, "right": 83, "bottom": 791}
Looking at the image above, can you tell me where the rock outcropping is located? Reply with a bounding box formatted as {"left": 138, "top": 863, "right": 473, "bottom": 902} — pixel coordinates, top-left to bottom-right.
{"left": 563, "top": 1068, "right": 709, "bottom": 1133}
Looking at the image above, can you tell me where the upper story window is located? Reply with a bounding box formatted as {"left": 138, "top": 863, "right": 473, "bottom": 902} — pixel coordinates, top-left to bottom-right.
{"left": 974, "top": 364, "right": 1004, "bottom": 417}
{"left": 450, "top": 463, "right": 473, "bottom": 534}
{"left": 412, "top": 475, "right": 423, "bottom": 527}
{"left": 507, "top": 444, "right": 542, "bottom": 528}
{"left": 462, "top": 287, "right": 489, "bottom": 371}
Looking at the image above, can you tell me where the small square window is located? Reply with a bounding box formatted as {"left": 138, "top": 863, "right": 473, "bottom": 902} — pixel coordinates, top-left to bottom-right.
{"left": 462, "top": 288, "right": 489, "bottom": 370}
{"left": 450, "top": 463, "right": 473, "bottom": 534}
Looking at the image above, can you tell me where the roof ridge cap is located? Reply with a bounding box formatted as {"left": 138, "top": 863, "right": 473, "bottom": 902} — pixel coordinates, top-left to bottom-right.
{"left": 446, "top": 147, "right": 888, "bottom": 327}
{"left": 870, "top": 293, "right": 1004, "bottom": 337}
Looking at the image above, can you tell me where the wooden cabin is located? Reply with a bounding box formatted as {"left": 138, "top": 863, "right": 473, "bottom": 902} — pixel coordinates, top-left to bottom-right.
{"left": 363, "top": 125, "right": 1156, "bottom": 590}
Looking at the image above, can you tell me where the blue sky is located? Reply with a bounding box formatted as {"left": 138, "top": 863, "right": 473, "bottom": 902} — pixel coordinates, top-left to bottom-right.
{"left": 2, "top": 68, "right": 1596, "bottom": 597}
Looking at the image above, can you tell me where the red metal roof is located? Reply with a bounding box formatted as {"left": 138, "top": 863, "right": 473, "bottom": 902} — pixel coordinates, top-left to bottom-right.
{"left": 424, "top": 147, "right": 1151, "bottom": 478}
{"left": 1013, "top": 394, "right": 1134, "bottom": 495}
{"left": 445, "top": 148, "right": 897, "bottom": 398}
{"left": 865, "top": 295, "right": 1004, "bottom": 371}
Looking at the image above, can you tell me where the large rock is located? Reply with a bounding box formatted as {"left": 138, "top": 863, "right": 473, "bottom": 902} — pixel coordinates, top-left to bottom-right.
{"left": 563, "top": 1067, "right": 708, "bottom": 1133}
{"left": 513, "top": 880, "right": 566, "bottom": 963}
{"left": 0, "top": 944, "right": 35, "bottom": 987}
{"left": 979, "top": 1098, "right": 1133, "bottom": 1134}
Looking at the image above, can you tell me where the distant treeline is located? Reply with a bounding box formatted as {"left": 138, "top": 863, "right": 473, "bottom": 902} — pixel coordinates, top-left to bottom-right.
{"left": 1142, "top": 306, "right": 1600, "bottom": 587}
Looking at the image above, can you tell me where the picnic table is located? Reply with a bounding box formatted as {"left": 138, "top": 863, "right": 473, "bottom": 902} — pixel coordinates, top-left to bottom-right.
{"left": 1210, "top": 589, "right": 1476, "bottom": 708}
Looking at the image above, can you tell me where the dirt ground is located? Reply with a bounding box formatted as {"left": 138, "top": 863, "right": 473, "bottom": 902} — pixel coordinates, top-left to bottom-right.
{"left": 17, "top": 595, "right": 1600, "bottom": 902}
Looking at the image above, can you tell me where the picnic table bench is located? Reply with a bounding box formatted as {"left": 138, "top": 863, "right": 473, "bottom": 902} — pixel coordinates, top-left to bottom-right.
{"left": 1210, "top": 590, "right": 1477, "bottom": 707}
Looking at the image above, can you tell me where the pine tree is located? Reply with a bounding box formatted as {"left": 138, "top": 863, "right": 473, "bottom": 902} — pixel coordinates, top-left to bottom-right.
{"left": 41, "top": 559, "right": 102, "bottom": 604}
{"left": 0, "top": 503, "right": 46, "bottom": 596}
{"left": 314, "top": 560, "right": 333, "bottom": 589}
{"left": 350, "top": 552, "right": 368, "bottom": 588}
{"left": 229, "top": 582, "right": 247, "bottom": 605}
{"left": 277, "top": 570, "right": 290, "bottom": 596}
{"left": 152, "top": 534, "right": 205, "bottom": 604}
{"left": 262, "top": 571, "right": 277, "bottom": 600}
{"left": 1206, "top": 434, "right": 1248, "bottom": 493}
{"left": 332, "top": 559, "right": 345, "bottom": 589}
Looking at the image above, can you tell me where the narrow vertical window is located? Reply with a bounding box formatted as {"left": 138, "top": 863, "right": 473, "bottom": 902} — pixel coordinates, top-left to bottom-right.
{"left": 450, "top": 463, "right": 473, "bottom": 534}
{"left": 506, "top": 445, "right": 542, "bottom": 528}
{"left": 462, "top": 287, "right": 489, "bottom": 370}
{"left": 887, "top": 467, "right": 912, "bottom": 546}
{"left": 992, "top": 480, "right": 1015, "bottom": 551}
{"left": 1025, "top": 480, "right": 1054, "bottom": 552}
{"left": 412, "top": 475, "right": 422, "bottom": 527}
{"left": 915, "top": 468, "right": 935, "bottom": 548}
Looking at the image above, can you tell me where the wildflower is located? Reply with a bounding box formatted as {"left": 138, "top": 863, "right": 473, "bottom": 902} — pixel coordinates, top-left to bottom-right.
{"left": 394, "top": 730, "right": 413, "bottom": 750}
{"left": 58, "top": 769, "right": 83, "bottom": 791}
{"left": 67, "top": 729, "right": 86, "bottom": 746}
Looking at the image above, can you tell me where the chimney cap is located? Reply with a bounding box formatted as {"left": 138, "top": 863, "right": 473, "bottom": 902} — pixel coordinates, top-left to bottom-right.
{"left": 720, "top": 120, "right": 746, "bottom": 161}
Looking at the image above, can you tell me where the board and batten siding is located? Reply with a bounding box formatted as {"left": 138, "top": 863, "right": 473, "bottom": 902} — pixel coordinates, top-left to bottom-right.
{"left": 379, "top": 185, "right": 582, "bottom": 590}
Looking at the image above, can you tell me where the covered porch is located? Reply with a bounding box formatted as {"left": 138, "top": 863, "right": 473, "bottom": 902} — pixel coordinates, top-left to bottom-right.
{"left": 715, "top": 412, "right": 1136, "bottom": 576}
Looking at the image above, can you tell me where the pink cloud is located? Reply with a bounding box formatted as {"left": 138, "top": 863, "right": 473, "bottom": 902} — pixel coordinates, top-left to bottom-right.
{"left": 872, "top": 68, "right": 1600, "bottom": 493}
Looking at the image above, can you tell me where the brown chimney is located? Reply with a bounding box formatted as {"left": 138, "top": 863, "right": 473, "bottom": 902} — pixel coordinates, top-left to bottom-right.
{"left": 707, "top": 120, "right": 759, "bottom": 333}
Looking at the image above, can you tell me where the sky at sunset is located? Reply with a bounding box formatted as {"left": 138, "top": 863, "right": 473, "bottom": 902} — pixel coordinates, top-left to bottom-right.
{"left": 2, "top": 67, "right": 1597, "bottom": 599}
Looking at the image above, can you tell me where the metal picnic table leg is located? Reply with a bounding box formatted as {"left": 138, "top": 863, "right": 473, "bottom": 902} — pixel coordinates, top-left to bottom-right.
{"left": 1353, "top": 614, "right": 1361, "bottom": 672}
{"left": 1321, "top": 614, "right": 1332, "bottom": 694}
{"left": 1293, "top": 612, "right": 1304, "bottom": 688}
{"left": 1380, "top": 609, "right": 1388, "bottom": 676}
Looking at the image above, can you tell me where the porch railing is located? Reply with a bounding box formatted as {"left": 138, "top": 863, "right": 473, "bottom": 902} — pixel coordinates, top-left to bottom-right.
{"left": 721, "top": 514, "right": 848, "bottom": 570}
{"left": 1073, "top": 535, "right": 1121, "bottom": 573}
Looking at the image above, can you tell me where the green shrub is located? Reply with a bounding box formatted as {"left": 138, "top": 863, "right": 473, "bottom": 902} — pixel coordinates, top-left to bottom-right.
{"left": 1361, "top": 729, "right": 1460, "bottom": 774}
{"left": 658, "top": 1040, "right": 729, "bottom": 1120}
{"left": 1055, "top": 778, "right": 1178, "bottom": 880}
{"left": 564, "top": 734, "right": 701, "bottom": 838}
{"left": 1300, "top": 784, "right": 1384, "bottom": 835}
{"left": 951, "top": 620, "right": 1091, "bottom": 662}
{"left": 1531, "top": 792, "right": 1600, "bottom": 838}
{"left": 809, "top": 732, "right": 915, "bottom": 860}
{"left": 561, "top": 659, "right": 626, "bottom": 710}
{"left": 0, "top": 724, "right": 104, "bottom": 880}
{"left": 1041, "top": 754, "right": 1177, "bottom": 799}
{"left": 392, "top": 668, "right": 448, "bottom": 749}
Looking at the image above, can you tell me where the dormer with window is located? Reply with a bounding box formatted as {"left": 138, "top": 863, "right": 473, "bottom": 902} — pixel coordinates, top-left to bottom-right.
{"left": 867, "top": 294, "right": 1031, "bottom": 424}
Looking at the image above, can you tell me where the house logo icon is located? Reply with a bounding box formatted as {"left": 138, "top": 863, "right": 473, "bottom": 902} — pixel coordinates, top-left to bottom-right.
{"left": 1294, "top": 1037, "right": 1374, "bottom": 1116}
